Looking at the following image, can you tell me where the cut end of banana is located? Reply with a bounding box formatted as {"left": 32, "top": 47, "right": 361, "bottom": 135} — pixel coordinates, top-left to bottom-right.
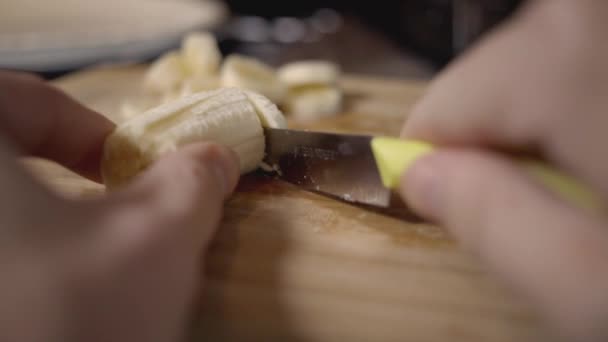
{"left": 285, "top": 85, "right": 343, "bottom": 122}
{"left": 220, "top": 54, "right": 286, "bottom": 103}
{"left": 244, "top": 90, "right": 287, "bottom": 129}
{"left": 101, "top": 129, "right": 154, "bottom": 189}
{"left": 182, "top": 32, "right": 222, "bottom": 77}
{"left": 278, "top": 60, "right": 340, "bottom": 87}
{"left": 102, "top": 88, "right": 286, "bottom": 189}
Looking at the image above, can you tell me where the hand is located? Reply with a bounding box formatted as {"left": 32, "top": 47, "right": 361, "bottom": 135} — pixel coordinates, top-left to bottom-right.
{"left": 400, "top": 1, "right": 608, "bottom": 341}
{"left": 0, "top": 71, "right": 239, "bottom": 342}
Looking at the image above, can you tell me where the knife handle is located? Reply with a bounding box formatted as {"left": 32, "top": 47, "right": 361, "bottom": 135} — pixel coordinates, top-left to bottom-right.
{"left": 370, "top": 137, "right": 604, "bottom": 212}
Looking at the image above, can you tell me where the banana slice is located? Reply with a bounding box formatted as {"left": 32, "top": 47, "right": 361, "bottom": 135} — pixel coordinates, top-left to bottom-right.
{"left": 102, "top": 88, "right": 286, "bottom": 188}
{"left": 278, "top": 60, "right": 340, "bottom": 87}
{"left": 143, "top": 51, "right": 187, "bottom": 93}
{"left": 285, "top": 85, "right": 343, "bottom": 122}
{"left": 182, "top": 32, "right": 222, "bottom": 77}
{"left": 220, "top": 54, "right": 286, "bottom": 103}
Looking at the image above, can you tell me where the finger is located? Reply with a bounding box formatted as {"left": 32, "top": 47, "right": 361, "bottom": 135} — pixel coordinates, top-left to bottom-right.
{"left": 400, "top": 3, "right": 608, "bottom": 197}
{"left": 108, "top": 143, "right": 239, "bottom": 250}
{"left": 0, "top": 70, "right": 115, "bottom": 181}
{"left": 400, "top": 149, "right": 608, "bottom": 339}
{"left": 401, "top": 19, "right": 541, "bottom": 147}
{"left": 57, "top": 144, "right": 238, "bottom": 342}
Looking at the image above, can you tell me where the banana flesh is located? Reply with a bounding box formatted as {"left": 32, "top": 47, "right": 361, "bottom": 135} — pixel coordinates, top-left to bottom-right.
{"left": 244, "top": 90, "right": 287, "bottom": 128}
{"left": 220, "top": 54, "right": 286, "bottom": 103}
{"left": 130, "top": 31, "right": 345, "bottom": 125}
{"left": 182, "top": 32, "right": 222, "bottom": 77}
{"left": 285, "top": 85, "right": 343, "bottom": 122}
{"left": 143, "top": 51, "right": 187, "bottom": 94}
{"left": 278, "top": 60, "right": 340, "bottom": 87}
{"left": 102, "top": 88, "right": 286, "bottom": 188}
{"left": 179, "top": 76, "right": 221, "bottom": 97}
{"left": 128, "top": 32, "right": 223, "bottom": 120}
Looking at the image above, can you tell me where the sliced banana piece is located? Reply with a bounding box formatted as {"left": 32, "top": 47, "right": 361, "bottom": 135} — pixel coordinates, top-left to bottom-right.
{"left": 220, "top": 54, "right": 286, "bottom": 103}
{"left": 285, "top": 85, "right": 343, "bottom": 122}
{"left": 182, "top": 32, "right": 222, "bottom": 77}
{"left": 102, "top": 88, "right": 286, "bottom": 188}
{"left": 143, "top": 51, "right": 187, "bottom": 93}
{"left": 278, "top": 60, "right": 340, "bottom": 87}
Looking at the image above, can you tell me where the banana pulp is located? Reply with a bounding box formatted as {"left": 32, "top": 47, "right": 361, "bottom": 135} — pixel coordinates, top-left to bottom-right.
{"left": 278, "top": 60, "right": 340, "bottom": 87}
{"left": 278, "top": 60, "right": 343, "bottom": 120}
{"left": 102, "top": 88, "right": 286, "bottom": 188}
{"left": 129, "top": 32, "right": 345, "bottom": 123}
{"left": 220, "top": 54, "right": 286, "bottom": 104}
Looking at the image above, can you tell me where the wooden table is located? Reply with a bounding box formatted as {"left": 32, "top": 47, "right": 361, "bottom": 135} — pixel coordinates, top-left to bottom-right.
{"left": 28, "top": 65, "right": 546, "bottom": 341}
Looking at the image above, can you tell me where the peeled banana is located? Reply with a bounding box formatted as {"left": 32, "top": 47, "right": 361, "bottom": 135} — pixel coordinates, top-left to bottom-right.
{"left": 220, "top": 54, "right": 286, "bottom": 103}
{"left": 102, "top": 88, "right": 287, "bottom": 188}
{"left": 278, "top": 60, "right": 340, "bottom": 87}
{"left": 244, "top": 90, "right": 287, "bottom": 128}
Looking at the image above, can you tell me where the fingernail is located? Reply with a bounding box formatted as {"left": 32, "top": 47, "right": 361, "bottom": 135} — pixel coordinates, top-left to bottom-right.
{"left": 400, "top": 154, "right": 444, "bottom": 220}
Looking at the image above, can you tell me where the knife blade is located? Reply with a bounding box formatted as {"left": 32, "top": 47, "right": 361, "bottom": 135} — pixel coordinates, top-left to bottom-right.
{"left": 262, "top": 127, "right": 393, "bottom": 207}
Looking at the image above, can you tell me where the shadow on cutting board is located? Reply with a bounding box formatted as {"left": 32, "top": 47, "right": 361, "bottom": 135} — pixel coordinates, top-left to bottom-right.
{"left": 190, "top": 174, "right": 307, "bottom": 341}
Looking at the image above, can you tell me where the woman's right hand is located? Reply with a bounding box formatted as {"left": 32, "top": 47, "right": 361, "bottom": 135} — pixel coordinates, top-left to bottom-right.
{"left": 400, "top": 1, "right": 608, "bottom": 340}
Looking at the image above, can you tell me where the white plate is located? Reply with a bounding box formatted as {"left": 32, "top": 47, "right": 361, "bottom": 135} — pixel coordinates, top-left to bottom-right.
{"left": 0, "top": 0, "right": 227, "bottom": 71}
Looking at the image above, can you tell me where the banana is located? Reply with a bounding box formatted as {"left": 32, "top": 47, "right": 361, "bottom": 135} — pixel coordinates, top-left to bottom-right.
{"left": 182, "top": 32, "right": 222, "bottom": 77}
{"left": 119, "top": 102, "right": 143, "bottom": 122}
{"left": 119, "top": 92, "right": 171, "bottom": 122}
{"left": 285, "top": 85, "right": 343, "bottom": 122}
{"left": 178, "top": 76, "right": 221, "bottom": 97}
{"left": 278, "top": 60, "right": 340, "bottom": 87}
{"left": 143, "top": 32, "right": 221, "bottom": 94}
{"left": 143, "top": 51, "right": 187, "bottom": 93}
{"left": 220, "top": 54, "right": 286, "bottom": 103}
{"left": 101, "top": 88, "right": 286, "bottom": 188}
{"left": 244, "top": 90, "right": 287, "bottom": 128}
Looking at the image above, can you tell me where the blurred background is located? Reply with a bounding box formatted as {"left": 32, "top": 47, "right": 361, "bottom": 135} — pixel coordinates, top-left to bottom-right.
{"left": 0, "top": 0, "right": 523, "bottom": 79}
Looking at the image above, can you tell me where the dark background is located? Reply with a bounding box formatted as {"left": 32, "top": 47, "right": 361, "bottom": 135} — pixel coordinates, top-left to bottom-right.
{"left": 38, "top": 0, "right": 524, "bottom": 80}
{"left": 222, "top": 0, "right": 524, "bottom": 69}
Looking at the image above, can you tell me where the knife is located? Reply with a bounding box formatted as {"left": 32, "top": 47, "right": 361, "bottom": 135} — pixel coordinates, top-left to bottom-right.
{"left": 262, "top": 128, "right": 603, "bottom": 211}
{"left": 262, "top": 127, "right": 394, "bottom": 207}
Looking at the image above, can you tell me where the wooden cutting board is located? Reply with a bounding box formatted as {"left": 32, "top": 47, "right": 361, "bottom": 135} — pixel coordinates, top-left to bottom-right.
{"left": 27, "top": 65, "right": 546, "bottom": 341}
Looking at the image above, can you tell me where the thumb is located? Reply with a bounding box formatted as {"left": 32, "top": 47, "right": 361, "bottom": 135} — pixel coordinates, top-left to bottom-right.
{"left": 63, "top": 143, "right": 239, "bottom": 342}
{"left": 400, "top": 149, "right": 608, "bottom": 340}
{"left": 110, "top": 142, "right": 239, "bottom": 248}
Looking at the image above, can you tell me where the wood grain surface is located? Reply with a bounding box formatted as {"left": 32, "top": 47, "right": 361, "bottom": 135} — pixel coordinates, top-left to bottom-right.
{"left": 25, "top": 65, "right": 547, "bottom": 341}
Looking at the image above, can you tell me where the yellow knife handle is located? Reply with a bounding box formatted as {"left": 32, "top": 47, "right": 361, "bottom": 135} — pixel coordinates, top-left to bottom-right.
{"left": 370, "top": 137, "right": 603, "bottom": 211}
